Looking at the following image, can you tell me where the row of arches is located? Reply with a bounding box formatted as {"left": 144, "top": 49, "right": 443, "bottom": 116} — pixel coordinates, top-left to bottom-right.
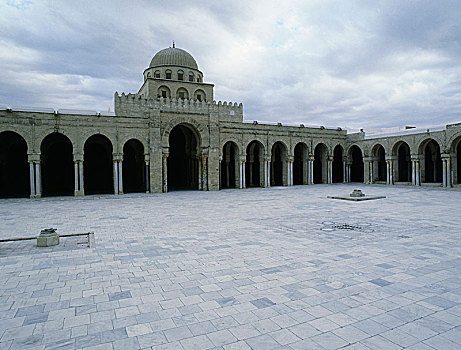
{"left": 2, "top": 127, "right": 461, "bottom": 198}
{"left": 220, "top": 141, "right": 365, "bottom": 189}
{"left": 0, "top": 131, "right": 147, "bottom": 198}
{"left": 370, "top": 139, "right": 455, "bottom": 184}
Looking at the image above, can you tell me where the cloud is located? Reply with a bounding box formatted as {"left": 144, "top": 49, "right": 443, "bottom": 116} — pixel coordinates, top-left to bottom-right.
{"left": 0, "top": 0, "right": 460, "bottom": 129}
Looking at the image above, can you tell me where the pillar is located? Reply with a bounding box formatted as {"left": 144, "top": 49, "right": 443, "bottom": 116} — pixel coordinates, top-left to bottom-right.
{"left": 239, "top": 156, "right": 246, "bottom": 189}
{"left": 363, "top": 157, "right": 372, "bottom": 184}
{"left": 162, "top": 151, "right": 168, "bottom": 193}
{"left": 118, "top": 160, "right": 123, "bottom": 194}
{"left": 73, "top": 153, "right": 84, "bottom": 196}
{"left": 144, "top": 153, "right": 150, "bottom": 193}
{"left": 385, "top": 156, "right": 395, "bottom": 185}
{"left": 287, "top": 156, "right": 293, "bottom": 186}
{"left": 327, "top": 157, "right": 333, "bottom": 184}
{"left": 264, "top": 155, "right": 271, "bottom": 188}
{"left": 113, "top": 153, "right": 122, "bottom": 195}
{"left": 28, "top": 153, "right": 41, "bottom": 198}
{"left": 442, "top": 154, "right": 451, "bottom": 188}
{"left": 307, "top": 157, "right": 313, "bottom": 185}
{"left": 342, "top": 159, "right": 347, "bottom": 183}
{"left": 410, "top": 155, "right": 419, "bottom": 186}
{"left": 201, "top": 152, "right": 208, "bottom": 191}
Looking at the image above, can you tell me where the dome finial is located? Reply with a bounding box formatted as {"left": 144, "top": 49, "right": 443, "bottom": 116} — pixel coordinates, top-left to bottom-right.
{"left": 172, "top": 41, "right": 175, "bottom": 48}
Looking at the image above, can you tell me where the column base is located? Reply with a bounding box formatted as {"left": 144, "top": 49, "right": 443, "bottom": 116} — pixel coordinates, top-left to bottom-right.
{"left": 74, "top": 190, "right": 84, "bottom": 197}
{"left": 30, "top": 194, "right": 41, "bottom": 199}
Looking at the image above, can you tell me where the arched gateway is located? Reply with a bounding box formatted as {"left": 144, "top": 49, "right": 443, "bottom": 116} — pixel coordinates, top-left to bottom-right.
{"left": 167, "top": 124, "right": 200, "bottom": 191}
{"left": 0, "top": 131, "right": 29, "bottom": 198}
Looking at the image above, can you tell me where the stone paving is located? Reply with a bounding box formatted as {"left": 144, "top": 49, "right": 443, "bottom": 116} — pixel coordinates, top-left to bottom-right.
{"left": 0, "top": 184, "right": 461, "bottom": 350}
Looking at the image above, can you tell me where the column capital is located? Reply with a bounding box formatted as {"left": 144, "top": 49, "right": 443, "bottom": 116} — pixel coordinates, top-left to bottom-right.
{"left": 112, "top": 153, "right": 123, "bottom": 161}
{"left": 73, "top": 153, "right": 84, "bottom": 162}
{"left": 144, "top": 153, "right": 150, "bottom": 162}
{"left": 239, "top": 155, "right": 246, "bottom": 163}
{"left": 201, "top": 153, "right": 209, "bottom": 160}
{"left": 286, "top": 156, "right": 294, "bottom": 162}
{"left": 27, "top": 153, "right": 41, "bottom": 162}
{"left": 441, "top": 153, "right": 452, "bottom": 160}
{"left": 385, "top": 155, "right": 397, "bottom": 161}
{"left": 162, "top": 152, "right": 169, "bottom": 159}
{"left": 363, "top": 156, "right": 373, "bottom": 162}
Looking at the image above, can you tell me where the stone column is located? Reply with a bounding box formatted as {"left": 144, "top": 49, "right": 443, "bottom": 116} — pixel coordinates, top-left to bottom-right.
{"left": 144, "top": 153, "right": 150, "bottom": 193}
{"left": 446, "top": 155, "right": 452, "bottom": 187}
{"left": 29, "top": 162, "right": 35, "bottom": 197}
{"left": 73, "top": 153, "right": 84, "bottom": 196}
{"left": 410, "top": 155, "right": 419, "bottom": 186}
{"left": 113, "top": 153, "right": 122, "bottom": 195}
{"left": 162, "top": 152, "right": 168, "bottom": 193}
{"left": 363, "top": 157, "right": 372, "bottom": 184}
{"left": 28, "top": 153, "right": 41, "bottom": 198}
{"left": 238, "top": 156, "right": 244, "bottom": 189}
{"left": 264, "top": 155, "right": 271, "bottom": 188}
{"left": 327, "top": 157, "right": 333, "bottom": 184}
{"left": 342, "top": 158, "right": 347, "bottom": 183}
{"left": 308, "top": 156, "right": 314, "bottom": 184}
{"left": 287, "top": 156, "right": 294, "bottom": 186}
{"left": 201, "top": 152, "right": 208, "bottom": 191}
{"left": 441, "top": 153, "right": 451, "bottom": 187}
{"left": 113, "top": 161, "right": 119, "bottom": 195}
{"left": 118, "top": 160, "right": 123, "bottom": 194}
{"left": 239, "top": 156, "right": 246, "bottom": 188}
{"left": 385, "top": 156, "right": 395, "bottom": 185}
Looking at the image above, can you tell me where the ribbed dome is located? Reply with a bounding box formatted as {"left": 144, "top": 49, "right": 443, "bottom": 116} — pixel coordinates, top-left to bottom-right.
{"left": 150, "top": 47, "right": 198, "bottom": 70}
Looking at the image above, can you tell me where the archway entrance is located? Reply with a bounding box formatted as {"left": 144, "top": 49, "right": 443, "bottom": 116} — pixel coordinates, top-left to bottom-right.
{"left": 349, "top": 146, "right": 364, "bottom": 182}
{"left": 314, "top": 143, "right": 327, "bottom": 184}
{"left": 271, "top": 142, "right": 287, "bottom": 186}
{"left": 84, "top": 134, "right": 113, "bottom": 195}
{"left": 221, "top": 141, "right": 238, "bottom": 189}
{"left": 246, "top": 141, "right": 264, "bottom": 187}
{"left": 123, "top": 139, "right": 145, "bottom": 193}
{"left": 396, "top": 142, "right": 411, "bottom": 182}
{"left": 293, "top": 143, "right": 308, "bottom": 185}
{"left": 422, "top": 139, "right": 442, "bottom": 183}
{"left": 372, "top": 145, "right": 386, "bottom": 182}
{"left": 0, "top": 131, "right": 29, "bottom": 198}
{"left": 168, "top": 124, "right": 199, "bottom": 190}
{"left": 41, "top": 133, "right": 73, "bottom": 196}
{"left": 332, "top": 145, "right": 343, "bottom": 183}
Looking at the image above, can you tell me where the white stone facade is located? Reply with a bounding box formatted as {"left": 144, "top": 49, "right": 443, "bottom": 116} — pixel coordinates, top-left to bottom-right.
{"left": 1, "top": 46, "right": 460, "bottom": 198}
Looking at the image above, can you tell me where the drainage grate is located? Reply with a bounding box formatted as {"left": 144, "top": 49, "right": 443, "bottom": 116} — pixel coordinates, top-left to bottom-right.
{"left": 321, "top": 221, "right": 375, "bottom": 233}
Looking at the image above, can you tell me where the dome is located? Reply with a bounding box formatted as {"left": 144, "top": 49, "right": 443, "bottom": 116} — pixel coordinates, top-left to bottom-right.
{"left": 150, "top": 47, "right": 198, "bottom": 70}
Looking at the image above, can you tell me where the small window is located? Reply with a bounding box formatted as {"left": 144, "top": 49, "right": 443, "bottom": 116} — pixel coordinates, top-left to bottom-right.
{"left": 166, "top": 71, "right": 172, "bottom": 79}
{"left": 178, "top": 72, "right": 184, "bottom": 80}
{"left": 197, "top": 78, "right": 200, "bottom": 82}
{"left": 178, "top": 92, "right": 185, "bottom": 99}
{"left": 197, "top": 94, "right": 202, "bottom": 102}
{"left": 154, "top": 71, "right": 160, "bottom": 78}
{"left": 189, "top": 74, "right": 194, "bottom": 82}
{"left": 162, "top": 91, "right": 167, "bottom": 98}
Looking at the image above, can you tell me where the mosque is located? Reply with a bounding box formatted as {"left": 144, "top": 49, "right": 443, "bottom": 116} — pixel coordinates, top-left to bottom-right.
{"left": 0, "top": 46, "right": 460, "bottom": 198}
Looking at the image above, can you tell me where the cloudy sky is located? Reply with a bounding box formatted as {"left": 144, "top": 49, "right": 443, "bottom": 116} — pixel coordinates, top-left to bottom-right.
{"left": 1, "top": 0, "right": 461, "bottom": 131}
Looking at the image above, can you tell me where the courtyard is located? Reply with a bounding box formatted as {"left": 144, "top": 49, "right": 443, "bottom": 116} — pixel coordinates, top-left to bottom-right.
{"left": 0, "top": 184, "right": 461, "bottom": 349}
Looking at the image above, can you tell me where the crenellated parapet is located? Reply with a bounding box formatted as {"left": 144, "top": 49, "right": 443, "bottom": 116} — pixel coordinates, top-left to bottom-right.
{"left": 114, "top": 92, "right": 243, "bottom": 121}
